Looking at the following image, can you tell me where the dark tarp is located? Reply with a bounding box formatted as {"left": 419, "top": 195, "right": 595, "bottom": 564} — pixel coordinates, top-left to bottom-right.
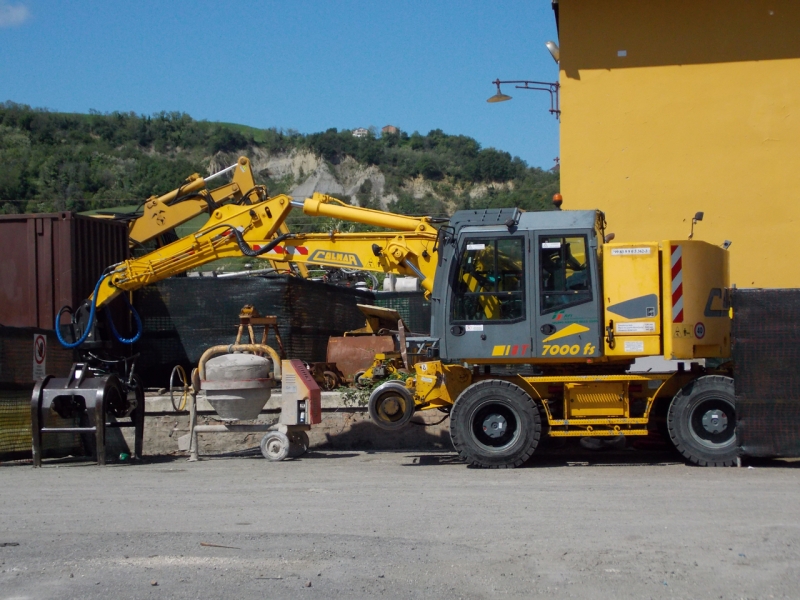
{"left": 733, "top": 288, "right": 800, "bottom": 457}
{"left": 132, "top": 275, "right": 430, "bottom": 388}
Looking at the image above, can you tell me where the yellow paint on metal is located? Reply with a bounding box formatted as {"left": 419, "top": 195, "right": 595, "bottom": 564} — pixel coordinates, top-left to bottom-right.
{"left": 542, "top": 323, "right": 590, "bottom": 343}
{"left": 522, "top": 374, "right": 669, "bottom": 383}
{"left": 602, "top": 241, "right": 661, "bottom": 358}
{"left": 413, "top": 362, "right": 472, "bottom": 408}
{"left": 565, "top": 381, "right": 627, "bottom": 417}
{"left": 549, "top": 418, "right": 649, "bottom": 425}
{"left": 549, "top": 430, "right": 649, "bottom": 437}
{"left": 661, "top": 240, "right": 730, "bottom": 359}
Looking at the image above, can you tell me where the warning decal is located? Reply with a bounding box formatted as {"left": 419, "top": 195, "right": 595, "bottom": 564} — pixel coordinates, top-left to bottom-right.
{"left": 33, "top": 334, "right": 46, "bottom": 380}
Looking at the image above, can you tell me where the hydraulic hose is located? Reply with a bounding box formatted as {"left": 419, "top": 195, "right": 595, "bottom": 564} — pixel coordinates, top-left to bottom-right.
{"left": 232, "top": 229, "right": 295, "bottom": 257}
{"left": 104, "top": 292, "right": 143, "bottom": 345}
{"left": 167, "top": 191, "right": 218, "bottom": 213}
{"left": 55, "top": 271, "right": 143, "bottom": 348}
{"left": 55, "top": 275, "right": 105, "bottom": 349}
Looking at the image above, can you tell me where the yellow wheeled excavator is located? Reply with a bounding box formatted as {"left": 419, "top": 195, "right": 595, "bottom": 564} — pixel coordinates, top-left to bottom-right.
{"left": 56, "top": 160, "right": 735, "bottom": 469}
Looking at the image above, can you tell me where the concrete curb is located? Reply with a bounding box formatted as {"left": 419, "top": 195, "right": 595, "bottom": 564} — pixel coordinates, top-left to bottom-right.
{"left": 124, "top": 391, "right": 453, "bottom": 457}
{"left": 144, "top": 391, "right": 360, "bottom": 413}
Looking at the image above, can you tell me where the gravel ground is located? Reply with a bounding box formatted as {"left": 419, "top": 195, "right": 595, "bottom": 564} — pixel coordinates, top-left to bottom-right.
{"left": 1, "top": 447, "right": 799, "bottom": 600}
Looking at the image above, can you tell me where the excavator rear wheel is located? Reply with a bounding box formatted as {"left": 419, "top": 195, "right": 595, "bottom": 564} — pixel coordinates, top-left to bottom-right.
{"left": 667, "top": 375, "right": 738, "bottom": 467}
{"left": 450, "top": 380, "right": 540, "bottom": 469}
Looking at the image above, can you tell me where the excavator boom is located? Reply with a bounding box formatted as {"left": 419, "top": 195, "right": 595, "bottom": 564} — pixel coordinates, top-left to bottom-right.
{"left": 93, "top": 192, "right": 439, "bottom": 307}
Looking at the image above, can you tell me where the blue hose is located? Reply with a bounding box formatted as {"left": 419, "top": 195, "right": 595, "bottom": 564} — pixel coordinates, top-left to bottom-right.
{"left": 55, "top": 273, "right": 143, "bottom": 347}
{"left": 55, "top": 275, "right": 105, "bottom": 349}
{"left": 104, "top": 292, "right": 143, "bottom": 345}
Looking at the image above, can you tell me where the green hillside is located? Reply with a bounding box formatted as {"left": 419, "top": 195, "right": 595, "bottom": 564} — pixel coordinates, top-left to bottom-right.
{"left": 0, "top": 101, "right": 559, "bottom": 219}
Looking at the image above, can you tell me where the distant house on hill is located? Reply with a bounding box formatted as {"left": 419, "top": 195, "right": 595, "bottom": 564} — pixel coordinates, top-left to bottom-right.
{"left": 381, "top": 125, "right": 399, "bottom": 135}
{"left": 352, "top": 128, "right": 369, "bottom": 138}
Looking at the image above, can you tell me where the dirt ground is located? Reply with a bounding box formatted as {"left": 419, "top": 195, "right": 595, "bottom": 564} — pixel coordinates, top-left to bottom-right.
{"left": 1, "top": 446, "right": 799, "bottom": 600}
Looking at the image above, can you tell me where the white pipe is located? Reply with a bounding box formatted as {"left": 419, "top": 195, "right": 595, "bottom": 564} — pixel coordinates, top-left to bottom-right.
{"left": 203, "top": 162, "right": 238, "bottom": 183}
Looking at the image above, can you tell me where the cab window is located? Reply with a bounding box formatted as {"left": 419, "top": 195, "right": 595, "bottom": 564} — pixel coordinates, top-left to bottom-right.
{"left": 540, "top": 235, "right": 591, "bottom": 314}
{"left": 451, "top": 237, "right": 525, "bottom": 322}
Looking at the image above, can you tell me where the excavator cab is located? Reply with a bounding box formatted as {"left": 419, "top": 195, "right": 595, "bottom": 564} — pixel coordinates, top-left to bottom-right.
{"left": 435, "top": 209, "right": 604, "bottom": 364}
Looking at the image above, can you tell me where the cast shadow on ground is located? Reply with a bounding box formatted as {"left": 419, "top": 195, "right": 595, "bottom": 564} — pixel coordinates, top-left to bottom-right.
{"left": 316, "top": 418, "right": 453, "bottom": 453}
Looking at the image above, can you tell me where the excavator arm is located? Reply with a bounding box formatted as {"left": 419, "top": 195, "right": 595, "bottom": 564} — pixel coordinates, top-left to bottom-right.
{"left": 92, "top": 192, "right": 440, "bottom": 308}
{"left": 92, "top": 156, "right": 308, "bottom": 277}
{"left": 129, "top": 156, "right": 264, "bottom": 246}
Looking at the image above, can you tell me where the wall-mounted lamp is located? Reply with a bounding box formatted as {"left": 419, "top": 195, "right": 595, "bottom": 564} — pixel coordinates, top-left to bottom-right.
{"left": 486, "top": 82, "right": 512, "bottom": 103}
{"left": 688, "top": 211, "right": 704, "bottom": 239}
{"left": 487, "top": 79, "right": 561, "bottom": 119}
{"left": 545, "top": 41, "right": 560, "bottom": 64}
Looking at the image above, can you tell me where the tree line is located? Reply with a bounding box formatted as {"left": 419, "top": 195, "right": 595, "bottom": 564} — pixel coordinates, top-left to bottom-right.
{"left": 0, "top": 102, "right": 559, "bottom": 217}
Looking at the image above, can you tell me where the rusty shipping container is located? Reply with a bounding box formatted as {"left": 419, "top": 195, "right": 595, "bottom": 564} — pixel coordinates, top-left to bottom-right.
{"left": 0, "top": 212, "right": 129, "bottom": 329}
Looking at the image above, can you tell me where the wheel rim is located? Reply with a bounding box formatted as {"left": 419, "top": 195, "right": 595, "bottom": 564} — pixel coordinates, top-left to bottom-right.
{"left": 265, "top": 437, "right": 284, "bottom": 459}
{"left": 689, "top": 397, "right": 735, "bottom": 449}
{"left": 375, "top": 392, "right": 409, "bottom": 424}
{"left": 469, "top": 399, "right": 520, "bottom": 451}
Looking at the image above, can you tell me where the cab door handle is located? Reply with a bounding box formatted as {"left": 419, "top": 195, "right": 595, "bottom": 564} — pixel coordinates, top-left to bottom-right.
{"left": 540, "top": 324, "right": 557, "bottom": 335}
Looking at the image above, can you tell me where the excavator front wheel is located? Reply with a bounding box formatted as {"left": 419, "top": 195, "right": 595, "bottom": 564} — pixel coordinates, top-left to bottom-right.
{"left": 450, "top": 380, "right": 540, "bottom": 469}
{"left": 368, "top": 381, "right": 415, "bottom": 430}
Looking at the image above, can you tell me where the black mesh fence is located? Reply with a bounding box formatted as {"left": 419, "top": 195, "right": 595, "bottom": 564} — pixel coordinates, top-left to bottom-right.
{"left": 0, "top": 327, "right": 83, "bottom": 460}
{"left": 371, "top": 292, "right": 431, "bottom": 335}
{"left": 732, "top": 288, "right": 800, "bottom": 457}
{"left": 132, "top": 276, "right": 430, "bottom": 388}
{"left": 0, "top": 389, "right": 85, "bottom": 461}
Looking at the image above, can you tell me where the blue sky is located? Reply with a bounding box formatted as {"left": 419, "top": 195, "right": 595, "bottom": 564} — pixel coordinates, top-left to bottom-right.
{"left": 0, "top": 1, "right": 560, "bottom": 169}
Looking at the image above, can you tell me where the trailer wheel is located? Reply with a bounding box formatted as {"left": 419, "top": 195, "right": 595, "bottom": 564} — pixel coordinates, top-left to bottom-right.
{"left": 354, "top": 371, "right": 369, "bottom": 387}
{"left": 368, "top": 381, "right": 415, "bottom": 430}
{"left": 261, "top": 431, "right": 290, "bottom": 461}
{"left": 288, "top": 431, "right": 310, "bottom": 458}
{"left": 667, "top": 375, "right": 738, "bottom": 467}
{"left": 321, "top": 371, "right": 339, "bottom": 391}
{"left": 450, "top": 380, "right": 540, "bottom": 469}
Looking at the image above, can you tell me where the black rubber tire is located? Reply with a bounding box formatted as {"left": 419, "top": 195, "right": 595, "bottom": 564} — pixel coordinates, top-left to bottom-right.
{"left": 368, "top": 381, "right": 415, "bottom": 430}
{"left": 354, "top": 371, "right": 369, "bottom": 387}
{"left": 321, "top": 371, "right": 339, "bottom": 391}
{"left": 667, "top": 375, "right": 738, "bottom": 467}
{"left": 450, "top": 380, "right": 541, "bottom": 469}
{"left": 288, "top": 431, "right": 310, "bottom": 458}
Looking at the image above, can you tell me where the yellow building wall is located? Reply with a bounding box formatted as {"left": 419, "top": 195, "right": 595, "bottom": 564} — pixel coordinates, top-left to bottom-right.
{"left": 558, "top": 0, "right": 800, "bottom": 287}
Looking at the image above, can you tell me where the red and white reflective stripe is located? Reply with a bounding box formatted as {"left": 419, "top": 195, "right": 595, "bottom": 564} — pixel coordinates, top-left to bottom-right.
{"left": 281, "top": 245, "right": 308, "bottom": 256}
{"left": 671, "top": 244, "right": 684, "bottom": 323}
{"left": 256, "top": 245, "right": 309, "bottom": 255}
